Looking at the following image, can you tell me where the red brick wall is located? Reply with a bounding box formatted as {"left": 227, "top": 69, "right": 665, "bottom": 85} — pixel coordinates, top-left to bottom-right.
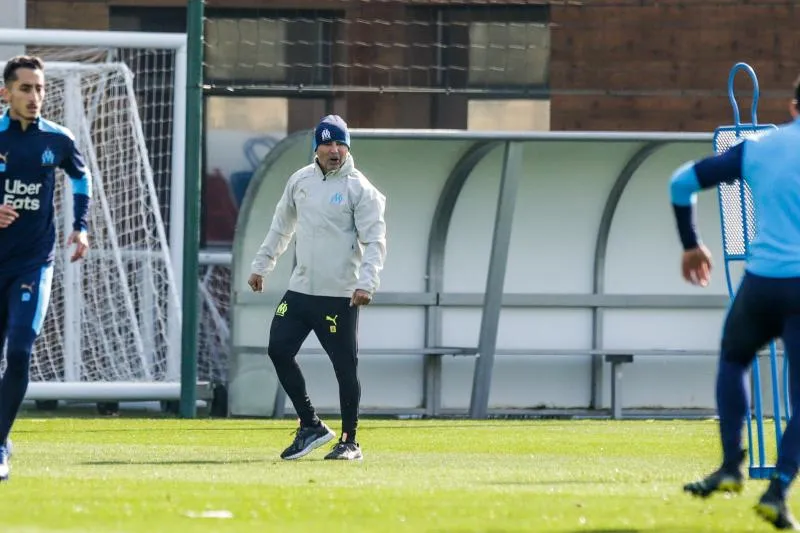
{"left": 550, "top": 1, "right": 800, "bottom": 131}
{"left": 27, "top": 1, "right": 110, "bottom": 30}
{"left": 25, "top": 0, "right": 800, "bottom": 131}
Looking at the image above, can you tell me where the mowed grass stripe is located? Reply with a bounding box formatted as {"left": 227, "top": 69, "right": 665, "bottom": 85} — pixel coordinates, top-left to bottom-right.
{"left": 0, "top": 417, "right": 784, "bottom": 532}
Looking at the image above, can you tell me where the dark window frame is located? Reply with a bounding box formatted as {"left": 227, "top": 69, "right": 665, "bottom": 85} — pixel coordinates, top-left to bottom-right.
{"left": 109, "top": 6, "right": 187, "bottom": 32}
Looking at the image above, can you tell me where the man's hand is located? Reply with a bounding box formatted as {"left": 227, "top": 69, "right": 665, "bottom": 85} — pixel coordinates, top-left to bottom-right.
{"left": 0, "top": 205, "right": 19, "bottom": 228}
{"left": 682, "top": 244, "right": 713, "bottom": 287}
{"left": 248, "top": 273, "right": 264, "bottom": 293}
{"left": 350, "top": 289, "right": 372, "bottom": 307}
{"left": 67, "top": 230, "right": 89, "bottom": 262}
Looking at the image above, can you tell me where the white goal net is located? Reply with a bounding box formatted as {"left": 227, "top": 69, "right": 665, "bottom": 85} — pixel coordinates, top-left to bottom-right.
{"left": 0, "top": 31, "right": 189, "bottom": 398}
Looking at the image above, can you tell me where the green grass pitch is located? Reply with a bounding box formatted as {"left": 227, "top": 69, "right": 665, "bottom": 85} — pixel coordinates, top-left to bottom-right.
{"left": 0, "top": 414, "right": 786, "bottom": 532}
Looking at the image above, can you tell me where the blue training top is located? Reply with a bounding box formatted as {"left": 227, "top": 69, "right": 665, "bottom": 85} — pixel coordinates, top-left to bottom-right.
{"left": 0, "top": 112, "right": 92, "bottom": 276}
{"left": 670, "top": 116, "right": 800, "bottom": 278}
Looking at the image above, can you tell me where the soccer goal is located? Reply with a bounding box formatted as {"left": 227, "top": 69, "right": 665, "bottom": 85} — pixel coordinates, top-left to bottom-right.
{"left": 0, "top": 29, "right": 189, "bottom": 403}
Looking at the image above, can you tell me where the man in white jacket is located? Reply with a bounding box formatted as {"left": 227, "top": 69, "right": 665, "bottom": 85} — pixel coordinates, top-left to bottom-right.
{"left": 248, "top": 115, "right": 387, "bottom": 461}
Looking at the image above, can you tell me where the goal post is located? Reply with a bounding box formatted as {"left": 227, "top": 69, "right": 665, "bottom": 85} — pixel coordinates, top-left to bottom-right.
{"left": 0, "top": 29, "right": 193, "bottom": 404}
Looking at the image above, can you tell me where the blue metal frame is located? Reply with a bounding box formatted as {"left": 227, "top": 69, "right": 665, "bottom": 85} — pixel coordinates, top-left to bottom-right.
{"left": 714, "top": 62, "right": 784, "bottom": 480}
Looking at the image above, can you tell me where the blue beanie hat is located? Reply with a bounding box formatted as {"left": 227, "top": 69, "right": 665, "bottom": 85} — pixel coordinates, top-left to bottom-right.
{"left": 313, "top": 114, "right": 350, "bottom": 151}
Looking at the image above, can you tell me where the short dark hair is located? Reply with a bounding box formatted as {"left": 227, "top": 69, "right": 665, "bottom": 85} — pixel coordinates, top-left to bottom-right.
{"left": 3, "top": 55, "right": 44, "bottom": 86}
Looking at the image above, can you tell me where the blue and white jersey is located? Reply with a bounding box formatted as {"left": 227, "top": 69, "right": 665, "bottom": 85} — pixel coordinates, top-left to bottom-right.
{"left": 0, "top": 111, "right": 92, "bottom": 275}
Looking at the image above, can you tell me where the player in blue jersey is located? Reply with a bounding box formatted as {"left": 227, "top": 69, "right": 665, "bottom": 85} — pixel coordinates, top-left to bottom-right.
{"left": 674, "top": 76, "right": 800, "bottom": 530}
{"left": 0, "top": 55, "right": 91, "bottom": 481}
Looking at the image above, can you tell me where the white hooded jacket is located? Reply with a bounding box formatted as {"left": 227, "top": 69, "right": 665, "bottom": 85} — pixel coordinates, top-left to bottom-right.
{"left": 250, "top": 153, "right": 387, "bottom": 298}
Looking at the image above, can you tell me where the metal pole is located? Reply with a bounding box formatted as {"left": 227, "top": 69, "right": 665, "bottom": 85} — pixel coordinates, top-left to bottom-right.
{"left": 179, "top": 0, "right": 204, "bottom": 418}
{"left": 168, "top": 39, "right": 189, "bottom": 382}
{"left": 62, "top": 73, "right": 81, "bottom": 382}
{"left": 468, "top": 141, "right": 523, "bottom": 419}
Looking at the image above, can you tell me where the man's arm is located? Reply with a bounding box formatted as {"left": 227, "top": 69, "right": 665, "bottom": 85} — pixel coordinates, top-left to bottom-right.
{"left": 59, "top": 136, "right": 92, "bottom": 262}
{"left": 669, "top": 141, "right": 745, "bottom": 250}
{"left": 354, "top": 184, "right": 387, "bottom": 296}
{"left": 250, "top": 179, "right": 298, "bottom": 276}
{"left": 59, "top": 136, "right": 93, "bottom": 234}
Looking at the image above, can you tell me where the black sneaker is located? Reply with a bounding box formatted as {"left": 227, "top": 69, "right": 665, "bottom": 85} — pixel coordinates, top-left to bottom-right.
{"left": 280, "top": 422, "right": 335, "bottom": 460}
{"left": 683, "top": 451, "right": 745, "bottom": 498}
{"left": 755, "top": 480, "right": 800, "bottom": 530}
{"left": 324, "top": 440, "right": 363, "bottom": 461}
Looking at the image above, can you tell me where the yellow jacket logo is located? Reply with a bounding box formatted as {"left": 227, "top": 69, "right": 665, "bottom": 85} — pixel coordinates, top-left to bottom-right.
{"left": 276, "top": 301, "right": 288, "bottom": 317}
{"left": 325, "top": 315, "right": 337, "bottom": 333}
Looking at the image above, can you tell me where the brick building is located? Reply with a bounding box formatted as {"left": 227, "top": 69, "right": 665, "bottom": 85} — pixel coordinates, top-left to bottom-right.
{"left": 23, "top": 0, "right": 800, "bottom": 133}
{"left": 18, "top": 0, "right": 800, "bottom": 246}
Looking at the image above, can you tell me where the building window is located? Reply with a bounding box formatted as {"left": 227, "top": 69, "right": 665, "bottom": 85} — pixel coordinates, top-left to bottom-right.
{"left": 110, "top": 6, "right": 186, "bottom": 33}
{"left": 468, "top": 22, "right": 549, "bottom": 87}
{"left": 205, "top": 18, "right": 285, "bottom": 84}
{"left": 442, "top": 5, "right": 550, "bottom": 94}
{"left": 204, "top": 10, "right": 335, "bottom": 88}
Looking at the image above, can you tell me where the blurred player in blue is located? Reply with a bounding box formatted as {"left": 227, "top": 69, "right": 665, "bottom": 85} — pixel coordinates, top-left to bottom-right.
{"left": 673, "top": 75, "right": 800, "bottom": 530}
{"left": 0, "top": 56, "right": 91, "bottom": 481}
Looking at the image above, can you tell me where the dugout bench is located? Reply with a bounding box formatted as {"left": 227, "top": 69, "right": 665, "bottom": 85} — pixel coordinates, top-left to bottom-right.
{"left": 232, "top": 345, "right": 478, "bottom": 419}
{"left": 236, "top": 344, "right": 758, "bottom": 420}
{"left": 489, "top": 348, "right": 721, "bottom": 420}
{"left": 485, "top": 347, "right": 781, "bottom": 420}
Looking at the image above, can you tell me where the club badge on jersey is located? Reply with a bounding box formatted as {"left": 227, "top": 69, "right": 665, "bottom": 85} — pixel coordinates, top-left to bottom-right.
{"left": 41, "top": 147, "right": 55, "bottom": 166}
